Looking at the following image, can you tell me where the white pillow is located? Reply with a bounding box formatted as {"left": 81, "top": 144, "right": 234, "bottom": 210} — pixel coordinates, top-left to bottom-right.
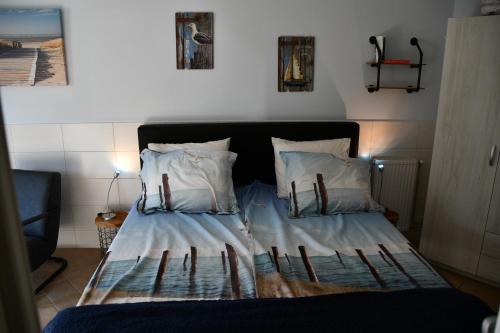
{"left": 272, "top": 137, "right": 351, "bottom": 198}
{"left": 138, "top": 149, "right": 239, "bottom": 214}
{"left": 148, "top": 138, "right": 230, "bottom": 153}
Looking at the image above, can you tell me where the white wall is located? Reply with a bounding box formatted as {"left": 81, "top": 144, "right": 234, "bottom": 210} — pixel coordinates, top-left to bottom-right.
{"left": 0, "top": 1, "right": 453, "bottom": 247}
{"left": 6, "top": 122, "right": 142, "bottom": 247}
{"left": 1, "top": 0, "right": 453, "bottom": 123}
{"left": 453, "top": 0, "right": 481, "bottom": 17}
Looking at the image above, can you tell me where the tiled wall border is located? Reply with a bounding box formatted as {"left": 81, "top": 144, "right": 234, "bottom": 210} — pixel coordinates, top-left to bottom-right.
{"left": 6, "top": 120, "right": 435, "bottom": 247}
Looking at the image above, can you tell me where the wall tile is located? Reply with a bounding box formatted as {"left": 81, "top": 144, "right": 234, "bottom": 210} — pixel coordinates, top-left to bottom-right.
{"left": 9, "top": 124, "right": 63, "bottom": 152}
{"left": 65, "top": 152, "right": 116, "bottom": 178}
{"left": 116, "top": 151, "right": 140, "bottom": 178}
{"left": 75, "top": 231, "right": 100, "bottom": 248}
{"left": 72, "top": 205, "right": 105, "bottom": 231}
{"left": 118, "top": 178, "right": 142, "bottom": 209}
{"left": 113, "top": 123, "right": 141, "bottom": 152}
{"left": 355, "top": 121, "right": 372, "bottom": 157}
{"left": 57, "top": 230, "right": 76, "bottom": 248}
{"left": 68, "top": 178, "right": 119, "bottom": 206}
{"left": 9, "top": 153, "right": 16, "bottom": 168}
{"left": 62, "top": 124, "right": 114, "bottom": 152}
{"left": 12, "top": 152, "right": 67, "bottom": 175}
{"left": 416, "top": 121, "right": 436, "bottom": 149}
{"left": 5, "top": 125, "right": 14, "bottom": 153}
{"left": 61, "top": 178, "right": 72, "bottom": 206}
{"left": 370, "top": 121, "right": 419, "bottom": 155}
{"left": 59, "top": 206, "right": 74, "bottom": 230}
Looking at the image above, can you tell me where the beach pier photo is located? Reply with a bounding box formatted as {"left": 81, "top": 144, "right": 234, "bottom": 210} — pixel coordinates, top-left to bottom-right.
{"left": 0, "top": 9, "right": 67, "bottom": 86}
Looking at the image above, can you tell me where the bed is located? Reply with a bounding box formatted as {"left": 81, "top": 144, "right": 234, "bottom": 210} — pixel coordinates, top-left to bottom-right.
{"left": 45, "top": 122, "right": 492, "bottom": 332}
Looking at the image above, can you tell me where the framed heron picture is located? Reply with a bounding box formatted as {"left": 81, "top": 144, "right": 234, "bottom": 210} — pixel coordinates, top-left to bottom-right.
{"left": 176, "top": 12, "right": 213, "bottom": 70}
{"left": 278, "top": 36, "right": 314, "bottom": 92}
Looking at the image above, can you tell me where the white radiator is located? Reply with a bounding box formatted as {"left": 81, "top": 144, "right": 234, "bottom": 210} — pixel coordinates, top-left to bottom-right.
{"left": 372, "top": 158, "right": 420, "bottom": 231}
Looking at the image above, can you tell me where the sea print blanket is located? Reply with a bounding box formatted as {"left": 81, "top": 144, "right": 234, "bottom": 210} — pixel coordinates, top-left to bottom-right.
{"left": 79, "top": 182, "right": 448, "bottom": 305}
{"left": 239, "top": 182, "right": 449, "bottom": 298}
{"left": 78, "top": 206, "right": 255, "bottom": 305}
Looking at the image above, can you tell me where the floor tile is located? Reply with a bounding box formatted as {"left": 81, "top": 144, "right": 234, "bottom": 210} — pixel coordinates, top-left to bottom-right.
{"left": 36, "top": 293, "right": 58, "bottom": 328}
{"left": 459, "top": 278, "right": 500, "bottom": 312}
{"left": 43, "top": 279, "right": 81, "bottom": 310}
{"left": 434, "top": 267, "right": 464, "bottom": 288}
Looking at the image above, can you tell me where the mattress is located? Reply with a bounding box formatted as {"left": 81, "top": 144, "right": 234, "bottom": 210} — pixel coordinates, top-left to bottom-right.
{"left": 78, "top": 181, "right": 448, "bottom": 305}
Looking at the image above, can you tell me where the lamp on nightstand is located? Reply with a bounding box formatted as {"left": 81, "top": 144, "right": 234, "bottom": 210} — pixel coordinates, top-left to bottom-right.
{"left": 99, "top": 170, "right": 121, "bottom": 221}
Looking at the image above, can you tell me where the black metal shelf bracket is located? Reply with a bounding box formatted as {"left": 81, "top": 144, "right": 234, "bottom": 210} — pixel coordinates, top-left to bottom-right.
{"left": 368, "top": 36, "right": 382, "bottom": 93}
{"left": 367, "top": 36, "right": 424, "bottom": 93}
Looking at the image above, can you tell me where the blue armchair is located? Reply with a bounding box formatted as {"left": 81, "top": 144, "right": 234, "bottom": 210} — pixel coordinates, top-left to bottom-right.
{"left": 12, "top": 169, "right": 67, "bottom": 294}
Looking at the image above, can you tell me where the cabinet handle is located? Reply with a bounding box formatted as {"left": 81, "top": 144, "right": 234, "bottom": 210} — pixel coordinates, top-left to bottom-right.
{"left": 490, "top": 145, "right": 497, "bottom": 166}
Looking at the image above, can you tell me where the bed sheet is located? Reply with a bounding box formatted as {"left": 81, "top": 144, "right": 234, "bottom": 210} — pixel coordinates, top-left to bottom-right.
{"left": 238, "top": 181, "right": 449, "bottom": 298}
{"left": 79, "top": 181, "right": 448, "bottom": 305}
{"left": 78, "top": 206, "right": 255, "bottom": 305}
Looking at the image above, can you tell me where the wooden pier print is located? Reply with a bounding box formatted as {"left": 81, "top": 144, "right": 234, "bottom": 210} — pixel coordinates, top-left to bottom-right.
{"left": 356, "top": 249, "right": 387, "bottom": 289}
{"left": 153, "top": 250, "right": 169, "bottom": 295}
{"left": 225, "top": 243, "right": 241, "bottom": 299}
{"left": 221, "top": 251, "right": 227, "bottom": 274}
{"left": 272, "top": 246, "right": 281, "bottom": 273}
{"left": 379, "top": 244, "right": 420, "bottom": 288}
{"left": 291, "top": 181, "right": 299, "bottom": 217}
{"left": 298, "top": 245, "right": 318, "bottom": 283}
{"left": 81, "top": 251, "right": 110, "bottom": 304}
{"left": 162, "top": 174, "right": 172, "bottom": 210}
{"left": 317, "top": 174, "right": 328, "bottom": 214}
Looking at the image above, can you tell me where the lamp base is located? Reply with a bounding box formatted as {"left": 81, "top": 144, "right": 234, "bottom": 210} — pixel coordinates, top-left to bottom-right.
{"left": 100, "top": 211, "right": 117, "bottom": 221}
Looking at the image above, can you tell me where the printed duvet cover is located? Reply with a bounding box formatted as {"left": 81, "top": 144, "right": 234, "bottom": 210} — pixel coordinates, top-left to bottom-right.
{"left": 79, "top": 182, "right": 447, "bottom": 305}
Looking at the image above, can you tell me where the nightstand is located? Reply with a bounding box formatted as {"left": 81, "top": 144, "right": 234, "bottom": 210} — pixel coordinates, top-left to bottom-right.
{"left": 384, "top": 209, "right": 399, "bottom": 227}
{"left": 95, "top": 211, "right": 128, "bottom": 256}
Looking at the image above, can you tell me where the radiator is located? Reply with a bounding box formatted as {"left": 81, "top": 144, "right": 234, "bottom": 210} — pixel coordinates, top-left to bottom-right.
{"left": 372, "top": 158, "right": 420, "bottom": 231}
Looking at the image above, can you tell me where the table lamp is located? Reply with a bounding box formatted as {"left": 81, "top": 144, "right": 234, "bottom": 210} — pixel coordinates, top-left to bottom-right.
{"left": 99, "top": 170, "right": 120, "bottom": 220}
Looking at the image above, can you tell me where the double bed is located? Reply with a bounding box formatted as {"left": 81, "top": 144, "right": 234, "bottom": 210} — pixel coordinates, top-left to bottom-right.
{"left": 46, "top": 122, "right": 492, "bottom": 332}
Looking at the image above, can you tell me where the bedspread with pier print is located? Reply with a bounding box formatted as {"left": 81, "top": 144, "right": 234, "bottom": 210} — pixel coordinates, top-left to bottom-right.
{"left": 78, "top": 207, "right": 256, "bottom": 305}
{"left": 238, "top": 182, "right": 448, "bottom": 298}
{"left": 79, "top": 181, "right": 448, "bottom": 306}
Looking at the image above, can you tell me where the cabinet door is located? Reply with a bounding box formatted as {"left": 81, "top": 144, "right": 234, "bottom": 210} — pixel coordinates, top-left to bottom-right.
{"left": 486, "top": 155, "right": 500, "bottom": 235}
{"left": 420, "top": 16, "right": 500, "bottom": 274}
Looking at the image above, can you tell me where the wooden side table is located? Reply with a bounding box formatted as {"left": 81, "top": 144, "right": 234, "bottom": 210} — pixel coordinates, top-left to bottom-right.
{"left": 384, "top": 209, "right": 399, "bottom": 227}
{"left": 95, "top": 211, "right": 128, "bottom": 256}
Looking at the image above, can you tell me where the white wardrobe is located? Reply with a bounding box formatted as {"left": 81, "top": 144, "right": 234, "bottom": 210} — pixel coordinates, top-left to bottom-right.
{"left": 420, "top": 16, "right": 500, "bottom": 284}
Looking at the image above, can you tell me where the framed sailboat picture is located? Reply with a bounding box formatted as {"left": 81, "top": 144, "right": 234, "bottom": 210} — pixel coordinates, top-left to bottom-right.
{"left": 176, "top": 12, "right": 213, "bottom": 69}
{"left": 278, "top": 36, "right": 314, "bottom": 92}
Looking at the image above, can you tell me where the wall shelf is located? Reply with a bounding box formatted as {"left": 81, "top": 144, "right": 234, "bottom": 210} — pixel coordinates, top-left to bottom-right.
{"left": 366, "top": 36, "right": 424, "bottom": 93}
{"left": 365, "top": 85, "right": 424, "bottom": 93}
{"left": 366, "top": 61, "right": 426, "bottom": 68}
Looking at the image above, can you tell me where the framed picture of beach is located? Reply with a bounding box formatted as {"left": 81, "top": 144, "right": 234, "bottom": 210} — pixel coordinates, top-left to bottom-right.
{"left": 0, "top": 9, "right": 67, "bottom": 86}
{"left": 278, "top": 36, "right": 314, "bottom": 92}
{"left": 176, "top": 12, "right": 213, "bottom": 70}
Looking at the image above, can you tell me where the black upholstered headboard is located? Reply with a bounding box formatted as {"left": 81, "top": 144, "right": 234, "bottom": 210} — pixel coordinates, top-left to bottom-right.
{"left": 138, "top": 122, "right": 359, "bottom": 186}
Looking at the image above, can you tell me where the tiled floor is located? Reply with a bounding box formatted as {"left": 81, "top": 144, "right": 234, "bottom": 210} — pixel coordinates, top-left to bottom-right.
{"left": 32, "top": 248, "right": 102, "bottom": 328}
{"left": 435, "top": 267, "right": 500, "bottom": 312}
{"left": 33, "top": 248, "right": 500, "bottom": 328}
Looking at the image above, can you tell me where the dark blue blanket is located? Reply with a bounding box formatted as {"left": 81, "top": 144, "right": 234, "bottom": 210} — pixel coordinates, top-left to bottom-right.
{"left": 45, "top": 288, "right": 492, "bottom": 333}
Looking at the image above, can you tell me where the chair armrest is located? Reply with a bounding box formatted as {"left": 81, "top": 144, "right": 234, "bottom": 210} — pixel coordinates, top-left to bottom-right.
{"left": 21, "top": 209, "right": 57, "bottom": 226}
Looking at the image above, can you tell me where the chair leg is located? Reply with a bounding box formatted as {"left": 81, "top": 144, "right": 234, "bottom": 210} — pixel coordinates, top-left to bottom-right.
{"left": 34, "top": 257, "right": 68, "bottom": 294}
